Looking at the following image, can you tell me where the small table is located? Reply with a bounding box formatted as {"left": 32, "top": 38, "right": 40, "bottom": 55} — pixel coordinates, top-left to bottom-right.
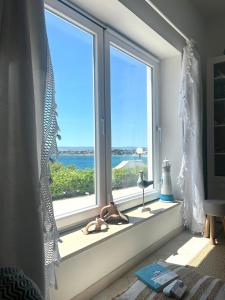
{"left": 203, "top": 199, "right": 225, "bottom": 245}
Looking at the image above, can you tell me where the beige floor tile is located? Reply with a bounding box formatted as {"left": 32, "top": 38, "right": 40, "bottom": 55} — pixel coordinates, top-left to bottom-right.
{"left": 92, "top": 290, "right": 109, "bottom": 300}
{"left": 172, "top": 231, "right": 193, "bottom": 242}
{"left": 126, "top": 272, "right": 136, "bottom": 285}
{"left": 106, "top": 277, "right": 130, "bottom": 299}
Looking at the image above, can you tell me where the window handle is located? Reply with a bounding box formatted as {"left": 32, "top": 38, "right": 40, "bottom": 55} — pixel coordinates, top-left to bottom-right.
{"left": 101, "top": 118, "right": 105, "bottom": 136}
{"left": 157, "top": 126, "right": 162, "bottom": 143}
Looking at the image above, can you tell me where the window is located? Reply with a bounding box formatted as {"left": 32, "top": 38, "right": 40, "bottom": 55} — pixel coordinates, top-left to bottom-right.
{"left": 110, "top": 46, "right": 153, "bottom": 201}
{"left": 45, "top": 10, "right": 97, "bottom": 215}
{"left": 45, "top": 1, "right": 159, "bottom": 230}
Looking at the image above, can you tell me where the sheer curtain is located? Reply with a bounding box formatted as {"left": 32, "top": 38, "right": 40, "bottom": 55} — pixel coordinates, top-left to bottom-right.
{"left": 178, "top": 40, "right": 205, "bottom": 233}
{"left": 0, "top": 0, "right": 59, "bottom": 298}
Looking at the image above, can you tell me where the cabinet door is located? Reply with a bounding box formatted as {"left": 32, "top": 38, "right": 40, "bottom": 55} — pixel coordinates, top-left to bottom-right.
{"left": 214, "top": 61, "right": 225, "bottom": 176}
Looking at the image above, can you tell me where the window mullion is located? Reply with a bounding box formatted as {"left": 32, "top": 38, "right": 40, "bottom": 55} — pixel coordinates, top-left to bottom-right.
{"left": 94, "top": 28, "right": 106, "bottom": 208}
{"left": 104, "top": 32, "right": 113, "bottom": 204}
{"left": 152, "top": 63, "right": 160, "bottom": 192}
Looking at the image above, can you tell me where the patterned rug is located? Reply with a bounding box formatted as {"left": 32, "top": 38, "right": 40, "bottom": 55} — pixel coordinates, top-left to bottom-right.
{"left": 114, "top": 261, "right": 225, "bottom": 300}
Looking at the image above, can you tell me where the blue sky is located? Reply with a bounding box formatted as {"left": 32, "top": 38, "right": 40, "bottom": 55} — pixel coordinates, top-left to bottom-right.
{"left": 45, "top": 10, "right": 148, "bottom": 148}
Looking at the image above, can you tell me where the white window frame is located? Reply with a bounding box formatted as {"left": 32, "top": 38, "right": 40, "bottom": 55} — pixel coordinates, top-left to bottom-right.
{"left": 104, "top": 30, "right": 160, "bottom": 212}
{"left": 45, "top": 0, "right": 160, "bottom": 232}
{"left": 45, "top": 0, "right": 106, "bottom": 231}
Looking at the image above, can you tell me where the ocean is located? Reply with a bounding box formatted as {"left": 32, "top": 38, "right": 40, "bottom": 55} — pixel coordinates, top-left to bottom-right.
{"left": 57, "top": 155, "right": 147, "bottom": 169}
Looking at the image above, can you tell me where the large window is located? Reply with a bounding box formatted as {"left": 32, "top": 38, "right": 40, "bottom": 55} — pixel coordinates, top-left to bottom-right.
{"left": 45, "top": 1, "right": 159, "bottom": 230}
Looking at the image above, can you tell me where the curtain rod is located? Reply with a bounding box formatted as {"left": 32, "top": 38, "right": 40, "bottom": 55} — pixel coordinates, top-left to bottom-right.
{"left": 144, "top": 0, "right": 190, "bottom": 43}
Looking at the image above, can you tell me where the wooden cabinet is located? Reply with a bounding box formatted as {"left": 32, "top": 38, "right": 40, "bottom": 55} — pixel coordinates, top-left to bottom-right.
{"left": 207, "top": 56, "right": 225, "bottom": 198}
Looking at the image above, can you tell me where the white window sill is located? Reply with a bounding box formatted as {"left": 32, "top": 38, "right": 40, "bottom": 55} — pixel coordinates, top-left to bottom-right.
{"left": 53, "top": 186, "right": 156, "bottom": 219}
{"left": 59, "top": 199, "right": 182, "bottom": 261}
{"left": 54, "top": 187, "right": 159, "bottom": 231}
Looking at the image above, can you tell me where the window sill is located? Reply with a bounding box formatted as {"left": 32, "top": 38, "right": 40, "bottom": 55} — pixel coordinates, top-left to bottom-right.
{"left": 53, "top": 187, "right": 157, "bottom": 219}
{"left": 59, "top": 199, "right": 182, "bottom": 261}
{"left": 54, "top": 188, "right": 159, "bottom": 231}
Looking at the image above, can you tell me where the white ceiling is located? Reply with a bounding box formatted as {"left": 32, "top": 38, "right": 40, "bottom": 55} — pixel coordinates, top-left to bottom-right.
{"left": 191, "top": 0, "right": 225, "bottom": 20}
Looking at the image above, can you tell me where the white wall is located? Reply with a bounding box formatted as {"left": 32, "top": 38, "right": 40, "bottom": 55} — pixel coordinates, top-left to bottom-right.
{"left": 120, "top": 0, "right": 206, "bottom": 61}
{"left": 51, "top": 205, "right": 182, "bottom": 300}
{"left": 160, "top": 55, "right": 182, "bottom": 199}
{"left": 70, "top": 0, "right": 179, "bottom": 60}
{"left": 206, "top": 18, "right": 225, "bottom": 58}
{"left": 119, "top": 0, "right": 185, "bottom": 52}
{"left": 119, "top": 0, "right": 208, "bottom": 194}
{"left": 150, "top": 0, "right": 206, "bottom": 55}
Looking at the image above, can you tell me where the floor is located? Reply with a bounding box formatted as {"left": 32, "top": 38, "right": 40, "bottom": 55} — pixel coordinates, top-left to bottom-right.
{"left": 93, "top": 230, "right": 224, "bottom": 300}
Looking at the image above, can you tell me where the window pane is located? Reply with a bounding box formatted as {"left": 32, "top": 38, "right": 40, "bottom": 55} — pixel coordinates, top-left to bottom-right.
{"left": 110, "top": 46, "right": 153, "bottom": 201}
{"left": 45, "top": 11, "right": 96, "bottom": 217}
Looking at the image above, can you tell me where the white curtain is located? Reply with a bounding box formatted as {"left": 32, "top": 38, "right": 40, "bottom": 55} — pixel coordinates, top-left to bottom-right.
{"left": 0, "top": 0, "right": 60, "bottom": 298}
{"left": 178, "top": 40, "right": 205, "bottom": 233}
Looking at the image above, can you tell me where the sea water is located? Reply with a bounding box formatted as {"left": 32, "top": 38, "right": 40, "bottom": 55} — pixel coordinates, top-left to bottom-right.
{"left": 57, "top": 155, "right": 147, "bottom": 169}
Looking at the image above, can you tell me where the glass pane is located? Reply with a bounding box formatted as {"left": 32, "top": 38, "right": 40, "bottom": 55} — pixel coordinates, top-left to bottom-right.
{"left": 110, "top": 46, "right": 153, "bottom": 201}
{"left": 45, "top": 11, "right": 96, "bottom": 217}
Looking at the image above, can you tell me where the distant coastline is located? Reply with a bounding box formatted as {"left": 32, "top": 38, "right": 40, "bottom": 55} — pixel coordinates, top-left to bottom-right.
{"left": 55, "top": 147, "right": 148, "bottom": 169}
{"left": 58, "top": 147, "right": 148, "bottom": 156}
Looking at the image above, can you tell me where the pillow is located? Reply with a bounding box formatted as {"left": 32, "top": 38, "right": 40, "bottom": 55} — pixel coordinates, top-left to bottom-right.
{"left": 0, "top": 267, "right": 43, "bottom": 300}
